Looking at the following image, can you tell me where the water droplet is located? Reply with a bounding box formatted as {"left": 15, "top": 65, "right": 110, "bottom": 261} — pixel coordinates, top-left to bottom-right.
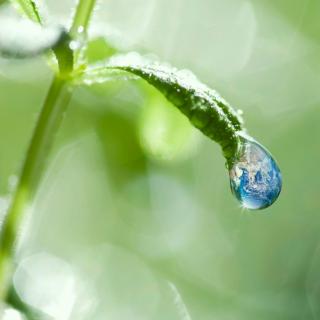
{"left": 77, "top": 26, "right": 84, "bottom": 34}
{"left": 229, "top": 134, "right": 282, "bottom": 210}
{"left": 69, "top": 40, "right": 80, "bottom": 51}
{"left": 72, "top": 26, "right": 86, "bottom": 49}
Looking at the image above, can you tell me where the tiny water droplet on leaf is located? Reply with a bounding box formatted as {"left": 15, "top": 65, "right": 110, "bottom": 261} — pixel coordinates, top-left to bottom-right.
{"left": 229, "top": 134, "right": 282, "bottom": 210}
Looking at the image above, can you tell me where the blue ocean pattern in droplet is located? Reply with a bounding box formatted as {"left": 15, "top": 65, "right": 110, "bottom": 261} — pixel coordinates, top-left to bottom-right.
{"left": 229, "top": 137, "right": 282, "bottom": 210}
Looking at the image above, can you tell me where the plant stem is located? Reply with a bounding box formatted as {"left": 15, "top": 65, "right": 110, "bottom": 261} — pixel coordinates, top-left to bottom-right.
{"left": 0, "top": 0, "right": 97, "bottom": 305}
{"left": 0, "top": 76, "right": 71, "bottom": 299}
{"left": 70, "top": 0, "right": 97, "bottom": 37}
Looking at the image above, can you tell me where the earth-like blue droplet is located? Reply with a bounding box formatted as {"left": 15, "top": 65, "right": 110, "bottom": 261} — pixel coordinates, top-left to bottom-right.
{"left": 229, "top": 134, "right": 282, "bottom": 210}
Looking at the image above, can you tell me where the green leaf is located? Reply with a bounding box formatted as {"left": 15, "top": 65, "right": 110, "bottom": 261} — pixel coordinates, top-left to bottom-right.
{"left": 77, "top": 53, "right": 244, "bottom": 161}
{"left": 10, "top": 0, "right": 42, "bottom": 23}
{"left": 86, "top": 37, "right": 118, "bottom": 64}
{"left": 0, "top": 17, "right": 67, "bottom": 58}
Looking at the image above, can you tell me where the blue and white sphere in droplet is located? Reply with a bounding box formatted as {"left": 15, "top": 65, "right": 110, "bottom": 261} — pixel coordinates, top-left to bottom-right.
{"left": 229, "top": 135, "right": 282, "bottom": 210}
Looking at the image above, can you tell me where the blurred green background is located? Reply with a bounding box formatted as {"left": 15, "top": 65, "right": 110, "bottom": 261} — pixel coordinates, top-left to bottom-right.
{"left": 1, "top": 0, "right": 320, "bottom": 319}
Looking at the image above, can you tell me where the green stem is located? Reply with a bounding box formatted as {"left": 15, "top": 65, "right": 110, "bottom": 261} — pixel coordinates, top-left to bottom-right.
{"left": 0, "top": 0, "right": 97, "bottom": 306}
{"left": 70, "top": 0, "right": 97, "bottom": 37}
{"left": 0, "top": 76, "right": 71, "bottom": 299}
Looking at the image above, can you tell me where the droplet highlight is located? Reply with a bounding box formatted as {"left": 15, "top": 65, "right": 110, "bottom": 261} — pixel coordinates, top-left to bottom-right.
{"left": 229, "top": 135, "right": 282, "bottom": 210}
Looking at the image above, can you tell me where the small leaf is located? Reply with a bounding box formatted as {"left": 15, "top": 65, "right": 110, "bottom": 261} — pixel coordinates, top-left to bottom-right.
{"left": 0, "top": 17, "right": 66, "bottom": 58}
{"left": 86, "top": 37, "right": 118, "bottom": 64}
{"left": 78, "top": 53, "right": 244, "bottom": 161}
{"left": 10, "top": 0, "right": 42, "bottom": 23}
